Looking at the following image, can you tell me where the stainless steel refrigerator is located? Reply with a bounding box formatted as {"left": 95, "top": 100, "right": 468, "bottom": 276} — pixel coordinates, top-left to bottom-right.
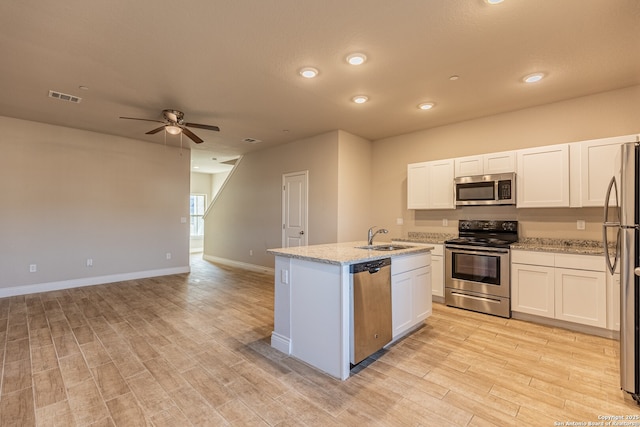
{"left": 603, "top": 139, "right": 640, "bottom": 403}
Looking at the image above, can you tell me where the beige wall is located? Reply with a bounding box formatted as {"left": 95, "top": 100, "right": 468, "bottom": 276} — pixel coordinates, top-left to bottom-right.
{"left": 203, "top": 131, "right": 341, "bottom": 267}
{"left": 371, "top": 85, "right": 640, "bottom": 240}
{"left": 0, "top": 116, "right": 190, "bottom": 293}
{"left": 337, "top": 130, "right": 373, "bottom": 242}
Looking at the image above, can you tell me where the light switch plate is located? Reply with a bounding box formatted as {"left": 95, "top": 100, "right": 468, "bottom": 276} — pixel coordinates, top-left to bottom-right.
{"left": 577, "top": 220, "right": 585, "bottom": 230}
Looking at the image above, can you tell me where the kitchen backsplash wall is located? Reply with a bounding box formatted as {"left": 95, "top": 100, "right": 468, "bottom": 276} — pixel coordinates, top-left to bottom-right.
{"left": 410, "top": 205, "right": 603, "bottom": 241}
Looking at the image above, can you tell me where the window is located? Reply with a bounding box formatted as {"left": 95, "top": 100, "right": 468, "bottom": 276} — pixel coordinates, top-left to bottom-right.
{"left": 190, "top": 194, "right": 206, "bottom": 237}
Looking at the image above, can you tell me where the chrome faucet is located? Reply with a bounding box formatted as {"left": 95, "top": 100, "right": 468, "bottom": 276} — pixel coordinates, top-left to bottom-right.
{"left": 367, "top": 226, "right": 388, "bottom": 246}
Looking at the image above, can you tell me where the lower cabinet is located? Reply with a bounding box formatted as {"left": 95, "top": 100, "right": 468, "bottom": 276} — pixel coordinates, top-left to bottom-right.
{"left": 391, "top": 253, "right": 431, "bottom": 340}
{"left": 511, "top": 250, "right": 608, "bottom": 329}
{"left": 431, "top": 244, "right": 444, "bottom": 298}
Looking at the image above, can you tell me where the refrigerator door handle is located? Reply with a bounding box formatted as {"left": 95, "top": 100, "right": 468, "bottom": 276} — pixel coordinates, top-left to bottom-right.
{"left": 603, "top": 176, "right": 621, "bottom": 275}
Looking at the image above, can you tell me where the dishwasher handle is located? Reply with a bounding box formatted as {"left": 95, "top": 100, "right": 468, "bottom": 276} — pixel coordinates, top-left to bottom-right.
{"left": 350, "top": 258, "right": 391, "bottom": 274}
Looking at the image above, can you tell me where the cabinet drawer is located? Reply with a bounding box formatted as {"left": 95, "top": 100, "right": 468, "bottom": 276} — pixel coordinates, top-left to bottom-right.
{"left": 511, "top": 250, "right": 554, "bottom": 267}
{"left": 392, "top": 253, "right": 430, "bottom": 275}
{"left": 555, "top": 253, "right": 604, "bottom": 272}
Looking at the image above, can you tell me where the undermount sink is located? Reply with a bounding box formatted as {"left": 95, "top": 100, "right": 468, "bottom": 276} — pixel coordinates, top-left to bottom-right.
{"left": 356, "top": 244, "right": 411, "bottom": 251}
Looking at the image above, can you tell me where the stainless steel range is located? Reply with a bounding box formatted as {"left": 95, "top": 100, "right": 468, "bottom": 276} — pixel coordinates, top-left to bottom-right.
{"left": 444, "top": 220, "right": 518, "bottom": 318}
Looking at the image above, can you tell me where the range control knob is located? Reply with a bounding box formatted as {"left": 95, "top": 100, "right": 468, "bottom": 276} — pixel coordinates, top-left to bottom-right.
{"left": 502, "top": 222, "right": 517, "bottom": 231}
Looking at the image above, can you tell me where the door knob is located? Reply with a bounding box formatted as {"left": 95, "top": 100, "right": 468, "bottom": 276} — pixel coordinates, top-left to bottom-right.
{"left": 634, "top": 267, "right": 640, "bottom": 277}
{"left": 299, "top": 231, "right": 304, "bottom": 235}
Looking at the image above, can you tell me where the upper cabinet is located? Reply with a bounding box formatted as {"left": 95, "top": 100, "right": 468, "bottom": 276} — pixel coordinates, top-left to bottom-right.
{"left": 407, "top": 159, "right": 455, "bottom": 210}
{"left": 454, "top": 151, "right": 516, "bottom": 178}
{"left": 516, "top": 144, "right": 570, "bottom": 208}
{"left": 569, "top": 135, "right": 634, "bottom": 207}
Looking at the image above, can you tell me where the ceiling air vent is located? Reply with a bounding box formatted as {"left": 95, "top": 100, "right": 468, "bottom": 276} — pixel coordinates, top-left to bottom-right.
{"left": 242, "top": 137, "right": 261, "bottom": 144}
{"left": 48, "top": 90, "right": 82, "bottom": 104}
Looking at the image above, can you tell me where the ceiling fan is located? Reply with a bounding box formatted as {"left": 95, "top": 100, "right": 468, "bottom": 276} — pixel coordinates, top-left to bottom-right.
{"left": 119, "top": 109, "right": 220, "bottom": 144}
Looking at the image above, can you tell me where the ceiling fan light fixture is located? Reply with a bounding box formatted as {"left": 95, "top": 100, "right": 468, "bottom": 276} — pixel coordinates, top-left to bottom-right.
{"left": 165, "top": 125, "right": 182, "bottom": 135}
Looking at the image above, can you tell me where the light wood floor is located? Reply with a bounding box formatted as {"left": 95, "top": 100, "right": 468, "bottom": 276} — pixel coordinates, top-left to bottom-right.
{"left": 1, "top": 256, "right": 639, "bottom": 426}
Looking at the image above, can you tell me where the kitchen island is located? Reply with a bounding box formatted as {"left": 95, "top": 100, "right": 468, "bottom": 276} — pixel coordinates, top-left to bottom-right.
{"left": 267, "top": 241, "right": 433, "bottom": 379}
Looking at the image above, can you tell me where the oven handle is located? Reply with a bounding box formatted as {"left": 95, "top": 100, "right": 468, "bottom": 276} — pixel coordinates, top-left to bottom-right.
{"left": 445, "top": 245, "right": 509, "bottom": 255}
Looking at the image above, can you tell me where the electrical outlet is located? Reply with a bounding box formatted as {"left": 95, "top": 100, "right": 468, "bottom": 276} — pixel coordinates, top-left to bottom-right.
{"left": 249, "top": 250, "right": 253, "bottom": 256}
{"left": 577, "top": 220, "right": 586, "bottom": 230}
{"left": 442, "top": 218, "right": 448, "bottom": 227}
{"left": 180, "top": 217, "right": 187, "bottom": 224}
{"left": 281, "top": 269, "right": 289, "bottom": 284}
{"left": 86, "top": 258, "right": 93, "bottom": 267}
{"left": 166, "top": 252, "right": 172, "bottom": 260}
{"left": 396, "top": 217, "right": 404, "bottom": 225}
{"left": 29, "top": 264, "right": 37, "bottom": 273}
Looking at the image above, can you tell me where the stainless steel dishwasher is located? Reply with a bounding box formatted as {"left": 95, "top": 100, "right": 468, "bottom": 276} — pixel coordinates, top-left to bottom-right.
{"left": 351, "top": 258, "right": 392, "bottom": 365}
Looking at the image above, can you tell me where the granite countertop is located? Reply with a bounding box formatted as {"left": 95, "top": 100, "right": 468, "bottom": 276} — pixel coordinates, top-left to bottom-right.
{"left": 267, "top": 241, "right": 433, "bottom": 266}
{"left": 393, "top": 231, "right": 457, "bottom": 245}
{"left": 511, "top": 238, "right": 611, "bottom": 256}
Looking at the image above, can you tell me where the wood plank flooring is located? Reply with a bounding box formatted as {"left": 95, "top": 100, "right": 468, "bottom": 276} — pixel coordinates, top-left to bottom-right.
{"left": 1, "top": 255, "right": 639, "bottom": 426}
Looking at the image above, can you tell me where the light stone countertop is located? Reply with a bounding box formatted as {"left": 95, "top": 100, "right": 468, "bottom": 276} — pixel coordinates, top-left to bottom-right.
{"left": 511, "top": 237, "right": 611, "bottom": 256}
{"left": 267, "top": 241, "right": 433, "bottom": 266}
{"left": 394, "top": 231, "right": 457, "bottom": 245}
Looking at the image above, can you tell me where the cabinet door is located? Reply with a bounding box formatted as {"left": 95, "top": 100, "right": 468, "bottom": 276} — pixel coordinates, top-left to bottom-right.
{"left": 407, "top": 162, "right": 429, "bottom": 209}
{"left": 579, "top": 140, "right": 621, "bottom": 207}
{"left": 413, "top": 266, "right": 432, "bottom": 322}
{"left": 431, "top": 254, "right": 444, "bottom": 297}
{"left": 511, "top": 263, "right": 555, "bottom": 318}
{"left": 555, "top": 268, "right": 606, "bottom": 328}
{"left": 391, "top": 271, "right": 413, "bottom": 338}
{"left": 454, "top": 155, "right": 483, "bottom": 177}
{"left": 429, "top": 159, "right": 455, "bottom": 209}
{"left": 484, "top": 151, "right": 516, "bottom": 175}
{"left": 516, "top": 144, "right": 569, "bottom": 208}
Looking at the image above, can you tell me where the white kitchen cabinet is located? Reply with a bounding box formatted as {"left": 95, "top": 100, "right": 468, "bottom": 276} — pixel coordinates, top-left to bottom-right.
{"left": 511, "top": 250, "right": 609, "bottom": 329}
{"left": 407, "top": 162, "right": 429, "bottom": 209}
{"left": 407, "top": 159, "right": 455, "bottom": 210}
{"left": 391, "top": 253, "right": 431, "bottom": 340}
{"left": 569, "top": 135, "right": 634, "bottom": 207}
{"left": 511, "top": 262, "right": 555, "bottom": 318}
{"left": 516, "top": 144, "right": 570, "bottom": 208}
{"left": 555, "top": 268, "right": 606, "bottom": 328}
{"left": 430, "top": 244, "right": 444, "bottom": 298}
{"left": 454, "top": 151, "right": 516, "bottom": 178}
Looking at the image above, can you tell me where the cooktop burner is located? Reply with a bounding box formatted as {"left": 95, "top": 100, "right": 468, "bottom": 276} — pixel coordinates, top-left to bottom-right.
{"left": 445, "top": 220, "right": 518, "bottom": 248}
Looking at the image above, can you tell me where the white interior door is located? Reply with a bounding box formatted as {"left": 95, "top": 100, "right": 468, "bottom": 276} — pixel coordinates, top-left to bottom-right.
{"left": 282, "top": 171, "right": 308, "bottom": 247}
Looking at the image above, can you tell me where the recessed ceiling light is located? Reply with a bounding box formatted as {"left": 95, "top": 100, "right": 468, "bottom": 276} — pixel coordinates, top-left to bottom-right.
{"left": 352, "top": 95, "right": 369, "bottom": 104}
{"left": 299, "top": 67, "right": 319, "bottom": 78}
{"left": 346, "top": 53, "right": 367, "bottom": 65}
{"left": 449, "top": 75, "right": 460, "bottom": 81}
{"left": 418, "top": 102, "right": 435, "bottom": 110}
{"left": 486, "top": 0, "right": 504, "bottom": 4}
{"left": 523, "top": 72, "right": 545, "bottom": 83}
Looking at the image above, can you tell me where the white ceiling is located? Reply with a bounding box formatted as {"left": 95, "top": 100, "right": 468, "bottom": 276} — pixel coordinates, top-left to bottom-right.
{"left": 1, "top": 0, "right": 639, "bottom": 171}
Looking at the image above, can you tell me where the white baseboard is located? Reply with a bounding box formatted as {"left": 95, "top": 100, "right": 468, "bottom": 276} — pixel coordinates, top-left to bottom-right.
{"left": 0, "top": 266, "right": 191, "bottom": 298}
{"left": 202, "top": 254, "right": 275, "bottom": 274}
{"left": 271, "top": 332, "right": 291, "bottom": 355}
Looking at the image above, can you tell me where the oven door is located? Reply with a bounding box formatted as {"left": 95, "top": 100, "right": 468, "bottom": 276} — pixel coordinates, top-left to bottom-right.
{"left": 445, "top": 245, "right": 510, "bottom": 298}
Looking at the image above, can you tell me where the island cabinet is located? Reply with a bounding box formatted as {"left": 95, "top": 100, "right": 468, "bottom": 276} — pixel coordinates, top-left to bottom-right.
{"left": 268, "top": 242, "right": 433, "bottom": 380}
{"left": 391, "top": 253, "right": 431, "bottom": 340}
{"left": 511, "top": 250, "right": 607, "bottom": 329}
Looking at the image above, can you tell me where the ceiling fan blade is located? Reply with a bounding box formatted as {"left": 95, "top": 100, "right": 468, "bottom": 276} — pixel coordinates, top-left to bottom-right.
{"left": 146, "top": 126, "right": 166, "bottom": 135}
{"left": 181, "top": 127, "right": 204, "bottom": 144}
{"left": 185, "top": 122, "right": 220, "bottom": 132}
{"left": 120, "top": 116, "right": 165, "bottom": 124}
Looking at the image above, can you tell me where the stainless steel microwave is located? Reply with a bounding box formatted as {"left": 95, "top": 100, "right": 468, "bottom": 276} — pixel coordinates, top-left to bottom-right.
{"left": 454, "top": 172, "right": 516, "bottom": 206}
